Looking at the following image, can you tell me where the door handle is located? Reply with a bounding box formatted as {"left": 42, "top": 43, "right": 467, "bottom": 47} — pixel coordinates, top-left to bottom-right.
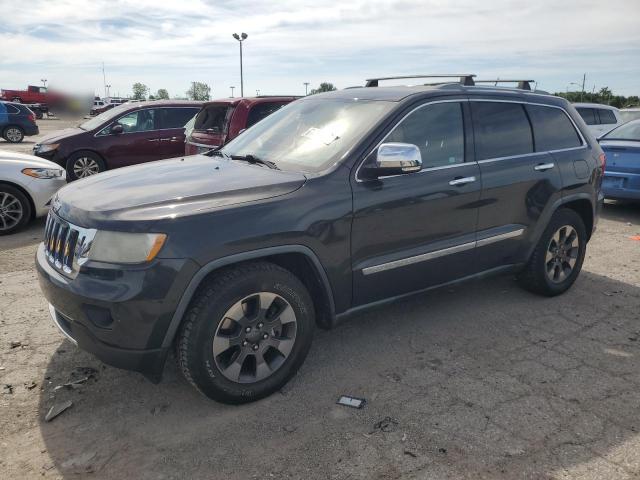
{"left": 147, "top": 138, "right": 159, "bottom": 142}
{"left": 534, "top": 162, "right": 555, "bottom": 171}
{"left": 449, "top": 176, "right": 476, "bottom": 186}
{"left": 159, "top": 138, "right": 171, "bottom": 142}
{"left": 169, "top": 137, "right": 180, "bottom": 142}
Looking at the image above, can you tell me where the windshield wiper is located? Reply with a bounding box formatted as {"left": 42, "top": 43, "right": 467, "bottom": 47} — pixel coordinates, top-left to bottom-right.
{"left": 230, "top": 154, "right": 279, "bottom": 170}
{"left": 206, "top": 149, "right": 227, "bottom": 158}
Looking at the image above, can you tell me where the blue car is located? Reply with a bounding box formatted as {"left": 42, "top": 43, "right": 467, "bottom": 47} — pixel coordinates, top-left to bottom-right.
{"left": 0, "top": 101, "right": 39, "bottom": 143}
{"left": 598, "top": 119, "right": 640, "bottom": 201}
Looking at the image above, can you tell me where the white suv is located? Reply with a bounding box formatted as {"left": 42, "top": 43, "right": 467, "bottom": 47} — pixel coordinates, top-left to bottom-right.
{"left": 573, "top": 103, "right": 623, "bottom": 137}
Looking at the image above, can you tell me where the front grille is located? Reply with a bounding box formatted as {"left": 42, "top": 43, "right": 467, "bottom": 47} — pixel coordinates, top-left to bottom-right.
{"left": 43, "top": 213, "right": 96, "bottom": 278}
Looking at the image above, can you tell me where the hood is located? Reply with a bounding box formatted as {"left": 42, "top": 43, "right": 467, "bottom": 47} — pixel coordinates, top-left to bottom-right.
{"left": 0, "top": 150, "right": 64, "bottom": 169}
{"left": 53, "top": 155, "right": 306, "bottom": 225}
{"left": 38, "top": 127, "right": 85, "bottom": 144}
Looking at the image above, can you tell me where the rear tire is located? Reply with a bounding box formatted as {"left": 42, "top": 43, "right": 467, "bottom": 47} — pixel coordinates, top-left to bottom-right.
{"left": 177, "top": 261, "right": 315, "bottom": 404}
{"left": 66, "top": 151, "right": 105, "bottom": 181}
{"left": 517, "top": 208, "right": 587, "bottom": 296}
{"left": 0, "top": 185, "right": 31, "bottom": 235}
{"left": 3, "top": 126, "right": 24, "bottom": 143}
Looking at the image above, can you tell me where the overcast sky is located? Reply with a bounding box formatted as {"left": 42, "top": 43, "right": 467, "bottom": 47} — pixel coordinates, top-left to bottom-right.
{"left": 1, "top": 0, "right": 639, "bottom": 99}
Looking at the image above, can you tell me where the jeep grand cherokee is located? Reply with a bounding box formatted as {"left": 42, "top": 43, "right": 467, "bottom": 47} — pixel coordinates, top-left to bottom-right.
{"left": 36, "top": 74, "right": 604, "bottom": 404}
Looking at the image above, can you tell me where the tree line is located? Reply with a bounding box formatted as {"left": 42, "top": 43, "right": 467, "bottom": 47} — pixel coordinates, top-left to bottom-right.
{"left": 554, "top": 87, "right": 639, "bottom": 109}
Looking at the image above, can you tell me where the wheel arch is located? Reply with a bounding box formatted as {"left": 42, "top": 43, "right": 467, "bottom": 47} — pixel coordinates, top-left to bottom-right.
{"left": 2, "top": 124, "right": 25, "bottom": 137}
{"left": 68, "top": 149, "right": 108, "bottom": 170}
{"left": 0, "top": 180, "right": 36, "bottom": 219}
{"left": 161, "top": 245, "right": 337, "bottom": 349}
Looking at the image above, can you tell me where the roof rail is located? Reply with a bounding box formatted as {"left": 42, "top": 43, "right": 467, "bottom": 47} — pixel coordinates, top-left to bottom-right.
{"left": 475, "top": 80, "right": 535, "bottom": 91}
{"left": 365, "top": 74, "right": 476, "bottom": 87}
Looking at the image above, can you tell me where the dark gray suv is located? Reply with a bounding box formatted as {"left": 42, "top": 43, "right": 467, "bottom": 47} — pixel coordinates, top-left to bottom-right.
{"left": 36, "top": 74, "right": 604, "bottom": 404}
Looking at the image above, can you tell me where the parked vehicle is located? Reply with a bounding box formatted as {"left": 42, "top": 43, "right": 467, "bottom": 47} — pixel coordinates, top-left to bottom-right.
{"left": 0, "top": 101, "right": 39, "bottom": 143}
{"left": 37, "top": 74, "right": 603, "bottom": 404}
{"left": 0, "top": 151, "right": 65, "bottom": 234}
{"left": 185, "top": 96, "right": 299, "bottom": 155}
{"left": 598, "top": 119, "right": 640, "bottom": 201}
{"left": 33, "top": 100, "right": 201, "bottom": 180}
{"left": 619, "top": 108, "right": 640, "bottom": 123}
{"left": 90, "top": 102, "right": 114, "bottom": 116}
{"left": 0, "top": 85, "right": 64, "bottom": 107}
{"left": 573, "top": 103, "right": 623, "bottom": 137}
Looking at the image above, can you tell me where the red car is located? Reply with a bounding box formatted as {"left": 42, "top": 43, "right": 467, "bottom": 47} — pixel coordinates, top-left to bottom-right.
{"left": 0, "top": 85, "right": 64, "bottom": 107}
{"left": 185, "top": 96, "right": 299, "bottom": 155}
{"left": 33, "top": 100, "right": 201, "bottom": 180}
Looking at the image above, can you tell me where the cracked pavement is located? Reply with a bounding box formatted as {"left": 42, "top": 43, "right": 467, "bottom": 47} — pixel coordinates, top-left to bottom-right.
{"left": 1, "top": 126, "right": 639, "bottom": 479}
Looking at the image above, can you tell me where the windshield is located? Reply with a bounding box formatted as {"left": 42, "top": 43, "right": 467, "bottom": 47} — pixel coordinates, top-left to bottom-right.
{"left": 79, "top": 103, "right": 131, "bottom": 131}
{"left": 220, "top": 98, "right": 395, "bottom": 173}
{"left": 603, "top": 120, "right": 640, "bottom": 141}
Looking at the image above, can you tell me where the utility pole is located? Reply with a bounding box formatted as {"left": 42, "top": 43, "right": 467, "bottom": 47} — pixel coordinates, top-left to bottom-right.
{"left": 256, "top": 89, "right": 260, "bottom": 96}
{"left": 41, "top": 79, "right": 47, "bottom": 88}
{"left": 230, "top": 86, "right": 235, "bottom": 98}
{"left": 581, "top": 73, "right": 586, "bottom": 102}
{"left": 304, "top": 82, "right": 310, "bottom": 95}
{"left": 232, "top": 33, "right": 248, "bottom": 97}
{"left": 102, "top": 62, "right": 107, "bottom": 99}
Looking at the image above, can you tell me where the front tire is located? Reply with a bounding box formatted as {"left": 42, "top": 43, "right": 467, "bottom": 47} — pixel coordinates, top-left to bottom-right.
{"left": 177, "top": 262, "right": 315, "bottom": 404}
{"left": 518, "top": 208, "right": 587, "bottom": 296}
{"left": 66, "top": 151, "right": 105, "bottom": 181}
{"left": 0, "top": 185, "right": 31, "bottom": 235}
{"left": 3, "top": 126, "right": 24, "bottom": 143}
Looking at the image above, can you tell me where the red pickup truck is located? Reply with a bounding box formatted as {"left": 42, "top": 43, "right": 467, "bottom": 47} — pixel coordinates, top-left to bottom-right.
{"left": 0, "top": 86, "right": 64, "bottom": 106}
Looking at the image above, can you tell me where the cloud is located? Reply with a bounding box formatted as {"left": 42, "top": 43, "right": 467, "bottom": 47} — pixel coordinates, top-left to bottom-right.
{"left": 0, "top": 0, "right": 639, "bottom": 97}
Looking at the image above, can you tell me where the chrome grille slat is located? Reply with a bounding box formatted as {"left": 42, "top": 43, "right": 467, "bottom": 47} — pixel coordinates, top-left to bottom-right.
{"left": 43, "top": 212, "right": 97, "bottom": 279}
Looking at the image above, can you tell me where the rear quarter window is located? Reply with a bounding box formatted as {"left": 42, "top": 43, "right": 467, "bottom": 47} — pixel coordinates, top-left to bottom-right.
{"left": 526, "top": 105, "right": 583, "bottom": 151}
{"left": 597, "top": 109, "right": 617, "bottom": 125}
{"left": 471, "top": 102, "right": 533, "bottom": 160}
{"left": 158, "top": 107, "right": 200, "bottom": 129}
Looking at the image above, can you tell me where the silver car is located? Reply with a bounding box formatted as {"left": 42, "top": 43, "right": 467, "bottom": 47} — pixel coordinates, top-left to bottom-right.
{"left": 0, "top": 150, "right": 66, "bottom": 235}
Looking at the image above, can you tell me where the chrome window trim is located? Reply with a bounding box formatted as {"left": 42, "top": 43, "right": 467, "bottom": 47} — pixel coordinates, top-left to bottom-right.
{"left": 362, "top": 227, "right": 525, "bottom": 275}
{"left": 355, "top": 98, "right": 588, "bottom": 181}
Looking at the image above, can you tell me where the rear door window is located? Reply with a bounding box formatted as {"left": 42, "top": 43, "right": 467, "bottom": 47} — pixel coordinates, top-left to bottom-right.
{"left": 158, "top": 107, "right": 199, "bottom": 129}
{"left": 596, "top": 109, "right": 617, "bottom": 125}
{"left": 471, "top": 102, "right": 533, "bottom": 160}
{"left": 194, "top": 105, "right": 231, "bottom": 133}
{"left": 246, "top": 102, "right": 287, "bottom": 128}
{"left": 526, "top": 105, "right": 582, "bottom": 151}
{"left": 576, "top": 108, "right": 597, "bottom": 125}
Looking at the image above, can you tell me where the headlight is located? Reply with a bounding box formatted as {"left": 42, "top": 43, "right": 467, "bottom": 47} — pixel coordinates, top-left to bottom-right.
{"left": 85, "top": 232, "right": 167, "bottom": 264}
{"left": 36, "top": 143, "right": 59, "bottom": 154}
{"left": 22, "top": 167, "right": 65, "bottom": 179}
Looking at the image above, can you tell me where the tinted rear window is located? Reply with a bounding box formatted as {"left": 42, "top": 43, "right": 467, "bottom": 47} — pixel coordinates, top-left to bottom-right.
{"left": 576, "top": 108, "right": 596, "bottom": 125}
{"left": 526, "top": 105, "right": 582, "bottom": 151}
{"left": 246, "top": 102, "right": 287, "bottom": 128}
{"left": 194, "top": 105, "right": 231, "bottom": 132}
{"left": 471, "top": 102, "right": 533, "bottom": 160}
{"left": 597, "top": 108, "right": 617, "bottom": 125}
{"left": 158, "top": 107, "right": 199, "bottom": 129}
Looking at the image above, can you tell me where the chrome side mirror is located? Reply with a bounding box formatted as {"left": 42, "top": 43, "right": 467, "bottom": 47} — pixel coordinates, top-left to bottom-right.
{"left": 361, "top": 142, "right": 422, "bottom": 179}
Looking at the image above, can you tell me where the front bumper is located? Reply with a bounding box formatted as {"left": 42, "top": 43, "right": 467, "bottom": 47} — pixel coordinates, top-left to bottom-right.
{"left": 36, "top": 243, "right": 199, "bottom": 381}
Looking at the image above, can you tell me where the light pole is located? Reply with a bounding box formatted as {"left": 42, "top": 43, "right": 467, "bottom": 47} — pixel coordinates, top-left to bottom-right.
{"left": 232, "top": 32, "right": 248, "bottom": 97}
{"left": 41, "top": 78, "right": 47, "bottom": 88}
{"left": 304, "top": 82, "right": 309, "bottom": 95}
{"left": 105, "top": 84, "right": 111, "bottom": 98}
{"left": 230, "top": 86, "right": 235, "bottom": 98}
{"left": 256, "top": 89, "right": 260, "bottom": 96}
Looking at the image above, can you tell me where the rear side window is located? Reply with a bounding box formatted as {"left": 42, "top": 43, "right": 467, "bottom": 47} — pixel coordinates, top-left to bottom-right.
{"left": 471, "top": 102, "right": 533, "bottom": 160}
{"left": 194, "top": 105, "right": 231, "bottom": 133}
{"left": 6, "top": 104, "right": 20, "bottom": 114}
{"left": 576, "top": 108, "right": 596, "bottom": 125}
{"left": 597, "top": 109, "right": 617, "bottom": 125}
{"left": 246, "top": 102, "right": 287, "bottom": 128}
{"left": 526, "top": 105, "right": 582, "bottom": 151}
{"left": 158, "top": 108, "right": 199, "bottom": 129}
{"left": 386, "top": 102, "right": 465, "bottom": 168}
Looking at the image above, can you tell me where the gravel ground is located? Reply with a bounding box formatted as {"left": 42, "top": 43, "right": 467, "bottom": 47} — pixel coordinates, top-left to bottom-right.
{"left": 1, "top": 120, "right": 640, "bottom": 479}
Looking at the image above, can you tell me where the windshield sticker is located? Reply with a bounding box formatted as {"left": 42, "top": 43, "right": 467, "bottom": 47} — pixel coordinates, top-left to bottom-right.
{"left": 302, "top": 127, "right": 340, "bottom": 145}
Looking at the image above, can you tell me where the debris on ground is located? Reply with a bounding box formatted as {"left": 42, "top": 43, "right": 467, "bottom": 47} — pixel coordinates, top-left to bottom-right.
{"left": 24, "top": 380, "right": 37, "bottom": 390}
{"left": 403, "top": 450, "right": 417, "bottom": 458}
{"left": 370, "top": 416, "right": 398, "bottom": 434}
{"left": 150, "top": 403, "right": 170, "bottom": 415}
{"left": 45, "top": 400, "right": 73, "bottom": 422}
{"left": 3, "top": 384, "right": 13, "bottom": 394}
{"left": 337, "top": 395, "right": 366, "bottom": 409}
{"left": 54, "top": 376, "right": 91, "bottom": 391}
{"left": 401, "top": 433, "right": 407, "bottom": 442}
{"left": 71, "top": 367, "right": 98, "bottom": 379}
{"left": 10, "top": 341, "right": 23, "bottom": 349}
{"left": 438, "top": 447, "right": 448, "bottom": 454}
